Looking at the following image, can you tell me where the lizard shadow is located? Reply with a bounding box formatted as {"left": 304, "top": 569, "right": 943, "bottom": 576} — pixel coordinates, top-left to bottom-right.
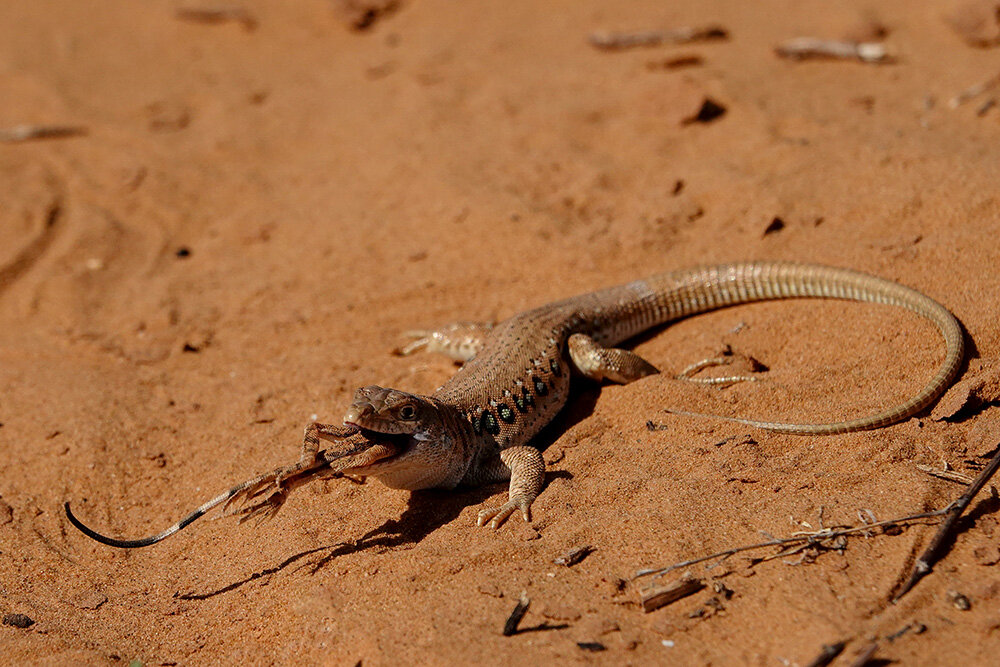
{"left": 179, "top": 384, "right": 601, "bottom": 600}
{"left": 177, "top": 486, "right": 492, "bottom": 600}
{"left": 178, "top": 481, "right": 557, "bottom": 600}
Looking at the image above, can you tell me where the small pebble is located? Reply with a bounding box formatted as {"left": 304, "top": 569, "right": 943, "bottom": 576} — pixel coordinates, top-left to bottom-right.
{"left": 2, "top": 613, "right": 35, "bottom": 629}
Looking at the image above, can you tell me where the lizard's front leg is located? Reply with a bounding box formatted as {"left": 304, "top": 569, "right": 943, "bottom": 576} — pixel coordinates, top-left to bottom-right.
{"left": 475, "top": 446, "right": 545, "bottom": 529}
{"left": 396, "top": 321, "right": 495, "bottom": 362}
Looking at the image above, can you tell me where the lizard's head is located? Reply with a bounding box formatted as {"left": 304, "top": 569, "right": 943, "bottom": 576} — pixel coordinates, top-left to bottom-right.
{"left": 341, "top": 385, "right": 458, "bottom": 489}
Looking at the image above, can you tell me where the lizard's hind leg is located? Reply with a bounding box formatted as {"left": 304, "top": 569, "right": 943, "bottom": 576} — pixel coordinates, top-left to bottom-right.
{"left": 568, "top": 333, "right": 659, "bottom": 384}
{"left": 396, "top": 321, "right": 495, "bottom": 362}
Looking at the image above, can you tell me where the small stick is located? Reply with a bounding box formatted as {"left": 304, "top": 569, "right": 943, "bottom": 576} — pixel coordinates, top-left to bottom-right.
{"left": 634, "top": 508, "right": 948, "bottom": 580}
{"left": 639, "top": 574, "right": 705, "bottom": 613}
{"left": 553, "top": 545, "right": 594, "bottom": 567}
{"left": 848, "top": 642, "right": 879, "bottom": 667}
{"left": 775, "top": 38, "right": 889, "bottom": 63}
{"left": 176, "top": 6, "right": 258, "bottom": 30}
{"left": 502, "top": 591, "right": 531, "bottom": 636}
{"left": 915, "top": 463, "right": 974, "bottom": 485}
{"left": 949, "top": 72, "right": 1000, "bottom": 108}
{"left": 977, "top": 98, "right": 997, "bottom": 117}
{"left": 804, "top": 641, "right": 846, "bottom": 667}
{"left": 589, "top": 25, "right": 728, "bottom": 51}
{"left": 0, "top": 125, "right": 87, "bottom": 143}
{"left": 892, "top": 445, "right": 1000, "bottom": 603}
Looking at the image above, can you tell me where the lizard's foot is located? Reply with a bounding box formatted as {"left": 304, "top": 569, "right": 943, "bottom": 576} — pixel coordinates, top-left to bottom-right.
{"left": 567, "top": 333, "right": 659, "bottom": 384}
{"left": 676, "top": 355, "right": 762, "bottom": 387}
{"left": 394, "top": 321, "right": 494, "bottom": 362}
{"left": 477, "top": 495, "right": 533, "bottom": 530}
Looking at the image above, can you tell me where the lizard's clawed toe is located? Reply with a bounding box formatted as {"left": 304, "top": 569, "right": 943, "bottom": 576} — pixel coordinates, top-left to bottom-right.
{"left": 477, "top": 497, "right": 533, "bottom": 529}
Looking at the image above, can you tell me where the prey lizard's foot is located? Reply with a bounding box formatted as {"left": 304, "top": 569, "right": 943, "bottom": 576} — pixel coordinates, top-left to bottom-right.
{"left": 477, "top": 495, "right": 533, "bottom": 529}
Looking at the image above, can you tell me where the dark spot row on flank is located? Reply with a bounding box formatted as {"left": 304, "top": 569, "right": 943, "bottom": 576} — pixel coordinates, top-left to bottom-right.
{"left": 469, "top": 374, "right": 551, "bottom": 436}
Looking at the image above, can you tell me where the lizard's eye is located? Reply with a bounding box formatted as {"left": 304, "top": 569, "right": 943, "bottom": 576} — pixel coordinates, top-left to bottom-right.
{"left": 398, "top": 405, "right": 417, "bottom": 420}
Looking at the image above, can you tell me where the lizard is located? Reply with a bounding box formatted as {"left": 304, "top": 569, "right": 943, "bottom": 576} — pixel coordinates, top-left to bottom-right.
{"left": 65, "top": 261, "right": 964, "bottom": 547}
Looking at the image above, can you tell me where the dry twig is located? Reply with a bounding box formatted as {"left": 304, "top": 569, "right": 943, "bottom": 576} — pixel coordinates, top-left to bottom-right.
{"left": 589, "top": 25, "right": 727, "bottom": 51}
{"left": 634, "top": 508, "right": 947, "bottom": 581}
{"left": 176, "top": 6, "right": 258, "bottom": 30}
{"left": 893, "top": 447, "right": 1000, "bottom": 602}
{"left": 639, "top": 573, "right": 705, "bottom": 613}
{"left": 502, "top": 591, "right": 531, "bottom": 636}
{"left": 949, "top": 72, "right": 1000, "bottom": 108}
{"left": 775, "top": 38, "right": 890, "bottom": 63}
{"left": 804, "top": 641, "right": 846, "bottom": 667}
{"left": 0, "top": 125, "right": 87, "bottom": 142}
{"left": 916, "top": 463, "right": 974, "bottom": 485}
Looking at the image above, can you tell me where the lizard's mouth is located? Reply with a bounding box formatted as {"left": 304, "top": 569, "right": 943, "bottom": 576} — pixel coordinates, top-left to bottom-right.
{"left": 345, "top": 425, "right": 414, "bottom": 467}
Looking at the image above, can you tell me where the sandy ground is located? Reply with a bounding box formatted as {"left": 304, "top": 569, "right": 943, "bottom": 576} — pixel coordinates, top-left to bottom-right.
{"left": 2, "top": 0, "right": 1000, "bottom": 664}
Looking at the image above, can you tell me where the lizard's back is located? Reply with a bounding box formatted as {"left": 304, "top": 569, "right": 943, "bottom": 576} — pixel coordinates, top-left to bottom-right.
{"left": 432, "top": 261, "right": 963, "bottom": 448}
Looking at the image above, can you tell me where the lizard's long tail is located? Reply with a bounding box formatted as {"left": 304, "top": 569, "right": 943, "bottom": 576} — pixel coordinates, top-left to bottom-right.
{"left": 636, "top": 262, "right": 964, "bottom": 435}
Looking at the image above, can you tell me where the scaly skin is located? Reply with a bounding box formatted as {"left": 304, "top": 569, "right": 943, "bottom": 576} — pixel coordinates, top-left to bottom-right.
{"left": 66, "top": 261, "right": 964, "bottom": 545}
{"left": 346, "top": 261, "right": 964, "bottom": 529}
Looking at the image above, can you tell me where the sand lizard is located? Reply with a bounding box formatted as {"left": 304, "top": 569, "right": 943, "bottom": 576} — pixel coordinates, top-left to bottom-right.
{"left": 65, "top": 261, "right": 963, "bottom": 547}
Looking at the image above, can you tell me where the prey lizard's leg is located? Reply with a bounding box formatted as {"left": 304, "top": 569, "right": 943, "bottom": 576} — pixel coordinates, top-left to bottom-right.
{"left": 227, "top": 422, "right": 361, "bottom": 518}
{"left": 476, "top": 446, "right": 545, "bottom": 529}
{"left": 397, "top": 321, "right": 495, "bottom": 362}
{"left": 568, "top": 333, "right": 659, "bottom": 384}
{"left": 302, "top": 422, "right": 360, "bottom": 461}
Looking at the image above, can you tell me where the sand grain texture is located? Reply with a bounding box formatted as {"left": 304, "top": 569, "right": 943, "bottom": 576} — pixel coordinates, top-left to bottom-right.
{"left": 2, "top": 1, "right": 1000, "bottom": 664}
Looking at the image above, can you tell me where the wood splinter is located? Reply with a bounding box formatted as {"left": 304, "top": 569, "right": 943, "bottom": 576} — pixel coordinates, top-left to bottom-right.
{"left": 589, "top": 25, "right": 728, "bottom": 51}
{"left": 639, "top": 574, "right": 705, "bottom": 613}
{"left": 0, "top": 125, "right": 88, "bottom": 143}
{"left": 775, "top": 37, "right": 890, "bottom": 63}
{"left": 502, "top": 591, "right": 531, "bottom": 636}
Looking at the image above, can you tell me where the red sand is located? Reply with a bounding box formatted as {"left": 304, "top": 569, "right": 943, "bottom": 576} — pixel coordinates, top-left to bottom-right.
{"left": 2, "top": 1, "right": 1000, "bottom": 664}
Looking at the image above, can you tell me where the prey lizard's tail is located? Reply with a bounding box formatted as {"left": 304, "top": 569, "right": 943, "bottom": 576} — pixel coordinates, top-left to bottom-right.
{"left": 64, "top": 458, "right": 328, "bottom": 548}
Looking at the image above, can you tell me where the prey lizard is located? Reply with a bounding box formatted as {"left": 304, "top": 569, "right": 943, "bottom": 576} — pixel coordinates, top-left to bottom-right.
{"left": 65, "top": 261, "right": 964, "bottom": 547}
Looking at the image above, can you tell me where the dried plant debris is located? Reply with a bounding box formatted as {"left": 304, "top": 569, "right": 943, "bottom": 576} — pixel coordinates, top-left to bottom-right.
{"left": 894, "top": 446, "right": 1000, "bottom": 601}
{"left": 635, "top": 507, "right": 953, "bottom": 583}
{"left": 916, "top": 463, "right": 975, "bottom": 485}
{"left": 946, "top": 1, "right": 1000, "bottom": 47}
{"left": 502, "top": 591, "right": 531, "bottom": 636}
{"left": 951, "top": 72, "right": 1000, "bottom": 106}
{"left": 554, "top": 545, "right": 595, "bottom": 566}
{"left": 646, "top": 55, "right": 704, "bottom": 70}
{"left": 589, "top": 25, "right": 727, "bottom": 51}
{"left": 333, "top": 0, "right": 401, "bottom": 31}
{"left": 682, "top": 98, "right": 727, "bottom": 125}
{"left": 2, "top": 613, "right": 35, "bottom": 629}
{"left": 775, "top": 37, "right": 890, "bottom": 63}
{"left": 803, "top": 640, "right": 846, "bottom": 667}
{"left": 0, "top": 125, "right": 87, "bottom": 142}
{"left": 638, "top": 573, "right": 706, "bottom": 613}
{"left": 948, "top": 590, "right": 972, "bottom": 610}
{"left": 763, "top": 217, "right": 786, "bottom": 236}
{"left": 931, "top": 363, "right": 1000, "bottom": 420}
{"left": 576, "top": 642, "right": 606, "bottom": 652}
{"left": 175, "top": 6, "right": 258, "bottom": 30}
